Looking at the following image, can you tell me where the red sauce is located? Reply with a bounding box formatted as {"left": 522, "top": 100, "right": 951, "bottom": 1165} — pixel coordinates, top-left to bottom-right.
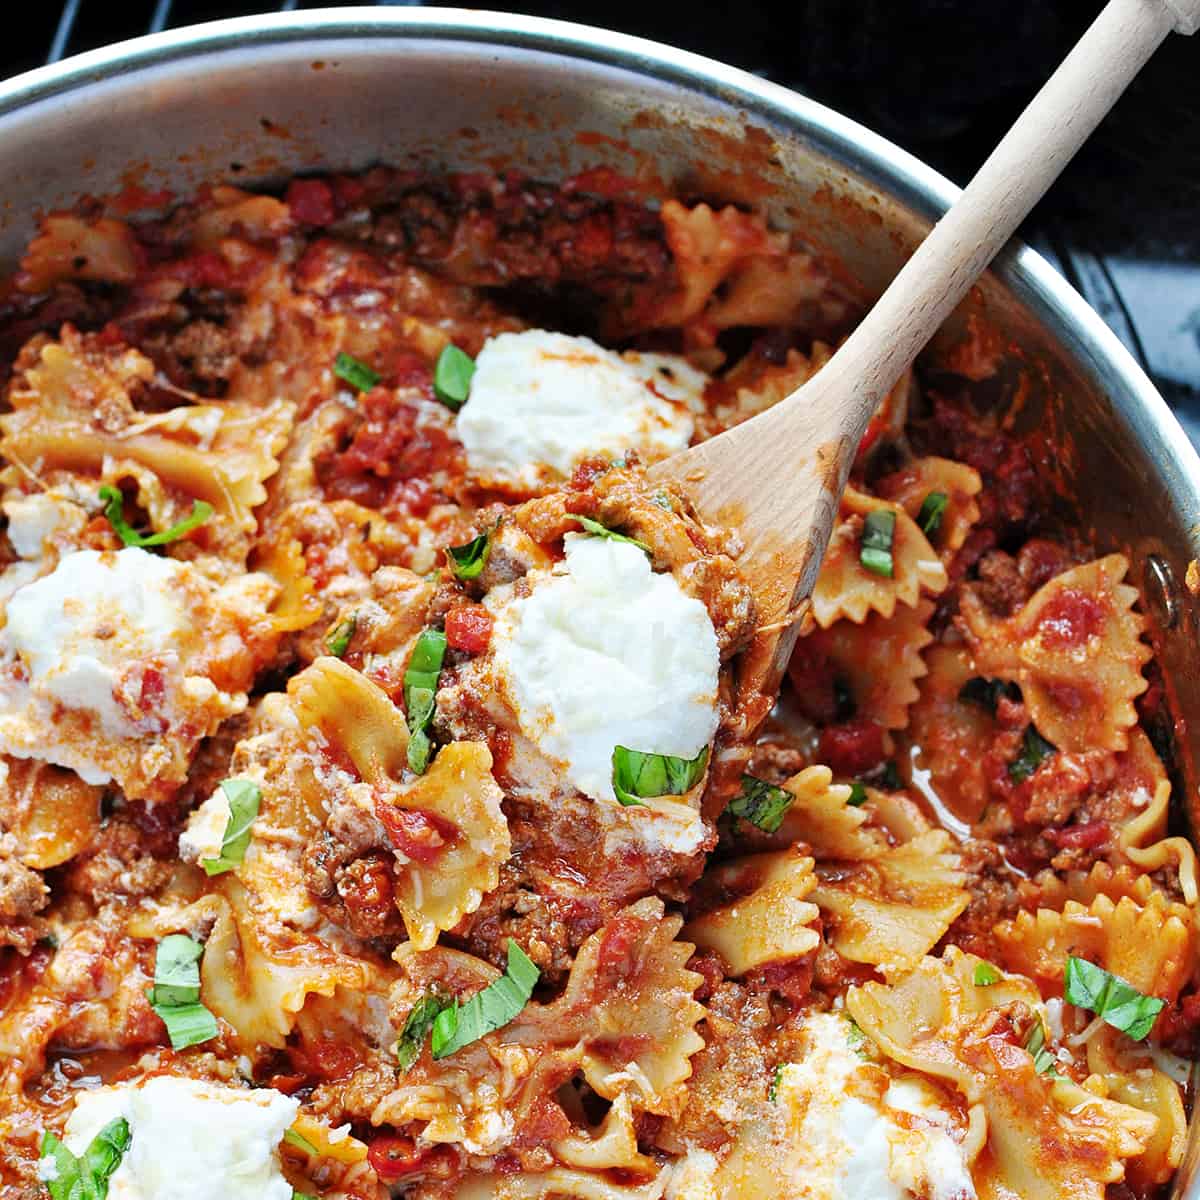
{"left": 785, "top": 640, "right": 840, "bottom": 726}
{"left": 1048, "top": 820, "right": 1110, "bottom": 850}
{"left": 754, "top": 953, "right": 816, "bottom": 1003}
{"left": 285, "top": 178, "right": 336, "bottom": 227}
{"left": 367, "top": 1132, "right": 438, "bottom": 1181}
{"left": 445, "top": 605, "right": 493, "bottom": 654}
{"left": 379, "top": 806, "right": 458, "bottom": 865}
{"left": 291, "top": 1037, "right": 360, "bottom": 1082}
{"left": 314, "top": 371, "right": 464, "bottom": 514}
{"left": 817, "top": 717, "right": 886, "bottom": 776}
{"left": 1036, "top": 588, "right": 1106, "bottom": 650}
{"left": 594, "top": 913, "right": 649, "bottom": 990}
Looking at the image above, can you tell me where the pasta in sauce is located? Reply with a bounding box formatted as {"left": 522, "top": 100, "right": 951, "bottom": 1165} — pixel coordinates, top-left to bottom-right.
{"left": 0, "top": 168, "right": 1193, "bottom": 1200}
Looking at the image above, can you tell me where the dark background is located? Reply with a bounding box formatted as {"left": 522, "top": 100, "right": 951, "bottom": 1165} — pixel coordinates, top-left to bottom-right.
{"left": 9, "top": 0, "right": 1200, "bottom": 444}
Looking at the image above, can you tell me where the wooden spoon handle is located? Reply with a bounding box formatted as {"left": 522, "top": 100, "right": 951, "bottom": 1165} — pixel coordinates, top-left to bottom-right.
{"left": 806, "top": 0, "right": 1192, "bottom": 448}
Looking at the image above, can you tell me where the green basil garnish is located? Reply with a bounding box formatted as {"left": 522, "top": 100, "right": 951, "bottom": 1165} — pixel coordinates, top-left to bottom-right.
{"left": 283, "top": 1128, "right": 319, "bottom": 1156}
{"left": 1064, "top": 956, "right": 1165, "bottom": 1041}
{"left": 98, "top": 485, "right": 212, "bottom": 549}
{"left": 324, "top": 612, "right": 357, "bottom": 659}
{"left": 917, "top": 491, "right": 948, "bottom": 537}
{"left": 333, "top": 352, "right": 380, "bottom": 393}
{"left": 431, "top": 940, "right": 539, "bottom": 1059}
{"left": 1008, "top": 725, "right": 1056, "bottom": 783}
{"left": 145, "top": 933, "right": 218, "bottom": 1050}
{"left": 404, "top": 629, "right": 447, "bottom": 775}
{"left": 847, "top": 781, "right": 869, "bottom": 807}
{"left": 445, "top": 531, "right": 491, "bottom": 581}
{"left": 40, "top": 1118, "right": 131, "bottom": 1200}
{"left": 728, "top": 774, "right": 793, "bottom": 833}
{"left": 433, "top": 344, "right": 475, "bottom": 411}
{"left": 611, "top": 745, "right": 709, "bottom": 808}
{"left": 973, "top": 961, "right": 1001, "bottom": 987}
{"left": 859, "top": 509, "right": 895, "bottom": 578}
{"left": 1023, "top": 1019, "right": 1062, "bottom": 1078}
{"left": 201, "top": 779, "right": 261, "bottom": 877}
{"left": 572, "top": 514, "right": 651, "bottom": 555}
{"left": 395, "top": 992, "right": 453, "bottom": 1071}
{"left": 958, "top": 676, "right": 1019, "bottom": 714}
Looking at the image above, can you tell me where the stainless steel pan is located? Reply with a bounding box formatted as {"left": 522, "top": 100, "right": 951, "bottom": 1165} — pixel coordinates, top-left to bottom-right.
{"left": 0, "top": 7, "right": 1196, "bottom": 1191}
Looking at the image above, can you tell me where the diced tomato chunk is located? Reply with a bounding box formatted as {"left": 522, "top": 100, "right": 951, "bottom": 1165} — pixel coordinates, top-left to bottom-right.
{"left": 445, "top": 605, "right": 493, "bottom": 654}
{"left": 817, "top": 717, "right": 886, "bottom": 776}
{"left": 1048, "top": 820, "right": 1110, "bottom": 850}
{"left": 368, "top": 1133, "right": 435, "bottom": 1181}
{"left": 286, "top": 177, "right": 337, "bottom": 226}
{"left": 292, "top": 1037, "right": 360, "bottom": 1081}
{"left": 378, "top": 805, "right": 458, "bottom": 865}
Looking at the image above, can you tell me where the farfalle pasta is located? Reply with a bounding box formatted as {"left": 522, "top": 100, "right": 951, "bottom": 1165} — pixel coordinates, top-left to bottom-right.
{"left": 0, "top": 166, "right": 1194, "bottom": 1200}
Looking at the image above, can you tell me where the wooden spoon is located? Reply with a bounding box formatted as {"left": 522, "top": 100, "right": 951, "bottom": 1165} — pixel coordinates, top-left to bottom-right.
{"left": 650, "top": 0, "right": 1200, "bottom": 728}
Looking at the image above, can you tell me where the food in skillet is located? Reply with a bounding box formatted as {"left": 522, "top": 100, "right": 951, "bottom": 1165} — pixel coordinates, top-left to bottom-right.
{"left": 0, "top": 170, "right": 1194, "bottom": 1200}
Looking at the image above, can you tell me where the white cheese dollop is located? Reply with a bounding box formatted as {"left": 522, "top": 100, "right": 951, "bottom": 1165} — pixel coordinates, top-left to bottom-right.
{"left": 774, "top": 1013, "right": 976, "bottom": 1200}
{"left": 3, "top": 492, "right": 85, "bottom": 559}
{"left": 63, "top": 1077, "right": 298, "bottom": 1200}
{"left": 456, "top": 330, "right": 704, "bottom": 488}
{"left": 178, "top": 784, "right": 233, "bottom": 864}
{"left": 2, "top": 548, "right": 189, "bottom": 736}
{"left": 486, "top": 535, "right": 719, "bottom": 804}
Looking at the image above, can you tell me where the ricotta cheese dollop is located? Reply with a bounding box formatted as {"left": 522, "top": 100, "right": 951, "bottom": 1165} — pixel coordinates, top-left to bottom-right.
{"left": 455, "top": 329, "right": 705, "bottom": 489}
{"left": 773, "top": 1013, "right": 976, "bottom": 1200}
{"left": 3, "top": 492, "right": 85, "bottom": 560}
{"left": 2, "top": 548, "right": 189, "bottom": 737}
{"left": 62, "top": 1076, "right": 298, "bottom": 1200}
{"left": 485, "top": 534, "right": 719, "bottom": 804}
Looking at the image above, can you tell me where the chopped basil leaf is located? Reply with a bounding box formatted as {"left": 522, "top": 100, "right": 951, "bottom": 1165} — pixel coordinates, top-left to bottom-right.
{"left": 973, "top": 961, "right": 1001, "bottom": 987}
{"left": 201, "top": 778, "right": 261, "bottom": 877}
{"left": 404, "top": 629, "right": 447, "bottom": 775}
{"left": 146, "top": 932, "right": 203, "bottom": 1007}
{"left": 917, "top": 491, "right": 948, "bottom": 537}
{"left": 431, "top": 939, "right": 539, "bottom": 1059}
{"left": 152, "top": 1000, "right": 219, "bottom": 1051}
{"left": 1023, "top": 1019, "right": 1062, "bottom": 1078}
{"left": 1008, "top": 725, "right": 1056, "bottom": 783}
{"left": 870, "top": 760, "right": 903, "bottom": 791}
{"left": 433, "top": 344, "right": 475, "bottom": 410}
{"left": 333, "top": 351, "right": 380, "bottom": 393}
{"left": 293, "top": 1192, "right": 318, "bottom": 1200}
{"left": 729, "top": 774, "right": 793, "bottom": 833}
{"left": 847, "top": 782, "right": 869, "bottom": 807}
{"left": 768, "top": 1064, "right": 784, "bottom": 1103}
{"left": 395, "top": 992, "right": 453, "bottom": 1071}
{"left": 445, "top": 531, "right": 491, "bottom": 581}
{"left": 98, "top": 485, "right": 213, "bottom": 549}
{"left": 611, "top": 745, "right": 709, "bottom": 808}
{"left": 40, "top": 1118, "right": 131, "bottom": 1200}
{"left": 845, "top": 1017, "right": 871, "bottom": 1058}
{"left": 145, "top": 933, "right": 218, "bottom": 1050}
{"left": 859, "top": 509, "right": 895, "bottom": 578}
{"left": 1064, "top": 956, "right": 1165, "bottom": 1041}
{"left": 283, "top": 1127, "right": 319, "bottom": 1155}
{"left": 324, "top": 612, "right": 357, "bottom": 658}
{"left": 407, "top": 728, "right": 433, "bottom": 776}
{"left": 572, "top": 514, "right": 651, "bottom": 555}
{"left": 958, "top": 676, "right": 1019, "bottom": 714}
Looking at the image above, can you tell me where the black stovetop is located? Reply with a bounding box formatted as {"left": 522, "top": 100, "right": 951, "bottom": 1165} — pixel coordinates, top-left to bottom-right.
{"left": 8, "top": 0, "right": 1200, "bottom": 449}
